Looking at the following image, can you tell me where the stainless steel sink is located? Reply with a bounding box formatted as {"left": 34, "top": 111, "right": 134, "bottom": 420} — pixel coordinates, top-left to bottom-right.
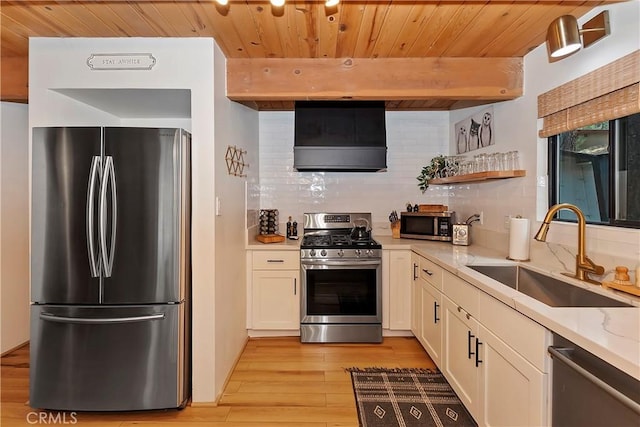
{"left": 467, "top": 265, "right": 632, "bottom": 307}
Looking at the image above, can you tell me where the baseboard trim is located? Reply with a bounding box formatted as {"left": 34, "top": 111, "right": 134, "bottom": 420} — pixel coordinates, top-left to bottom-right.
{"left": 1, "top": 340, "right": 29, "bottom": 357}
{"left": 210, "top": 335, "right": 250, "bottom": 406}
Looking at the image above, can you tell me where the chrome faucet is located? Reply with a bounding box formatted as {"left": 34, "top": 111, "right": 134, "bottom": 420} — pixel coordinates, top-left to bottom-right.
{"left": 534, "top": 203, "right": 605, "bottom": 285}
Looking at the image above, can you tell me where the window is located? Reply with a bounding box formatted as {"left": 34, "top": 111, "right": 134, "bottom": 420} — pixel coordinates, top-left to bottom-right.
{"left": 548, "top": 113, "right": 640, "bottom": 228}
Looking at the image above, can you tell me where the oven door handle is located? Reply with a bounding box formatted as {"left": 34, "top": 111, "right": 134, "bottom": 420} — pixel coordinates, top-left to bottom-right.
{"left": 301, "top": 260, "right": 381, "bottom": 267}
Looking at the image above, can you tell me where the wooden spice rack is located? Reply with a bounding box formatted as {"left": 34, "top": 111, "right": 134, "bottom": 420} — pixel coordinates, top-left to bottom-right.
{"left": 428, "top": 170, "right": 526, "bottom": 185}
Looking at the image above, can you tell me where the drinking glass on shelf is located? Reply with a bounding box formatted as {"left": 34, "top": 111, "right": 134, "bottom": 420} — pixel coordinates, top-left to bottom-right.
{"left": 508, "top": 151, "right": 520, "bottom": 170}
{"left": 487, "top": 153, "right": 499, "bottom": 171}
{"left": 473, "top": 154, "right": 487, "bottom": 173}
{"left": 500, "top": 152, "right": 510, "bottom": 170}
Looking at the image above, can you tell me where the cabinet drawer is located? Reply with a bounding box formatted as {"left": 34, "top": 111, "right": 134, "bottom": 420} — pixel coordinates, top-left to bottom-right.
{"left": 419, "top": 256, "right": 443, "bottom": 290}
{"left": 443, "top": 270, "right": 478, "bottom": 316}
{"left": 252, "top": 251, "right": 299, "bottom": 270}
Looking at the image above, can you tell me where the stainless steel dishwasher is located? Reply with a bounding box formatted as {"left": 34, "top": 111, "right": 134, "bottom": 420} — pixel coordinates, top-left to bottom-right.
{"left": 549, "top": 334, "right": 640, "bottom": 426}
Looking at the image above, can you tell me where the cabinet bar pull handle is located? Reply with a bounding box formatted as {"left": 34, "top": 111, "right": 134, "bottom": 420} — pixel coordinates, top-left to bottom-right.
{"left": 434, "top": 301, "right": 440, "bottom": 324}
{"left": 413, "top": 263, "right": 418, "bottom": 280}
{"left": 457, "top": 306, "right": 462, "bottom": 312}
{"left": 294, "top": 278, "right": 297, "bottom": 295}
{"left": 475, "top": 339, "right": 483, "bottom": 367}
{"left": 267, "top": 259, "right": 284, "bottom": 263}
{"left": 468, "top": 331, "right": 475, "bottom": 359}
{"left": 422, "top": 269, "right": 433, "bottom": 276}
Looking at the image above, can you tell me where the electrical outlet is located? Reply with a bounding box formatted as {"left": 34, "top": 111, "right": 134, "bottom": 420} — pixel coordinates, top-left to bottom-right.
{"left": 504, "top": 215, "right": 511, "bottom": 229}
{"left": 216, "top": 197, "right": 221, "bottom": 216}
{"left": 479, "top": 211, "right": 484, "bottom": 225}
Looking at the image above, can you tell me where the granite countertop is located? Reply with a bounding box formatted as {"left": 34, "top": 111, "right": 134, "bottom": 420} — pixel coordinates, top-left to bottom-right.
{"left": 245, "top": 233, "right": 640, "bottom": 379}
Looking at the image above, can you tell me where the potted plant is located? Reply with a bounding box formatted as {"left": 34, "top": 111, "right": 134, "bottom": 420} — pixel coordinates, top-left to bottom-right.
{"left": 417, "top": 155, "right": 446, "bottom": 193}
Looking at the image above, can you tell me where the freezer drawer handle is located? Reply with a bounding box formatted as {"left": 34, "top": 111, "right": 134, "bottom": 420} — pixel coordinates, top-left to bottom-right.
{"left": 99, "top": 156, "right": 117, "bottom": 277}
{"left": 40, "top": 312, "right": 165, "bottom": 324}
{"left": 86, "top": 155, "right": 102, "bottom": 277}
{"left": 548, "top": 346, "right": 640, "bottom": 416}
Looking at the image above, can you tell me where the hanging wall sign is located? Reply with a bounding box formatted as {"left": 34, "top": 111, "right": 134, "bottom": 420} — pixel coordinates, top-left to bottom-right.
{"left": 87, "top": 53, "right": 156, "bottom": 71}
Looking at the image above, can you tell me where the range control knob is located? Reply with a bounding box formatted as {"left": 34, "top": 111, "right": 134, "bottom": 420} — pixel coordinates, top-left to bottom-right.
{"left": 320, "top": 249, "right": 327, "bottom": 257}
{"left": 309, "top": 249, "right": 316, "bottom": 257}
{"left": 338, "top": 249, "right": 344, "bottom": 257}
{"left": 366, "top": 249, "right": 373, "bottom": 256}
{"left": 355, "top": 249, "right": 362, "bottom": 257}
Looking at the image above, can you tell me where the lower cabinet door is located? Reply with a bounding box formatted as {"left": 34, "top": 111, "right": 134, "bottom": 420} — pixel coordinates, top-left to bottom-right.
{"left": 388, "top": 250, "right": 412, "bottom": 330}
{"left": 420, "top": 281, "right": 442, "bottom": 366}
{"left": 442, "top": 296, "right": 480, "bottom": 419}
{"left": 479, "top": 325, "right": 548, "bottom": 427}
{"left": 252, "top": 270, "right": 300, "bottom": 329}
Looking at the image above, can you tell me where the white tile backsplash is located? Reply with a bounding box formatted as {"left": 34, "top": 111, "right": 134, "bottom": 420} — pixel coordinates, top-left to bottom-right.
{"left": 258, "top": 110, "right": 450, "bottom": 226}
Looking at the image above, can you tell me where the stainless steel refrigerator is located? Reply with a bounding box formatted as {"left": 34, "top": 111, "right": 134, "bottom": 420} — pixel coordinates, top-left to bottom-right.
{"left": 30, "top": 127, "right": 191, "bottom": 411}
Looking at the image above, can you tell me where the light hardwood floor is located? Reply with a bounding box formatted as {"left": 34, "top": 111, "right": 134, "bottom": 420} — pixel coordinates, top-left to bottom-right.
{"left": 1, "top": 337, "right": 435, "bottom": 426}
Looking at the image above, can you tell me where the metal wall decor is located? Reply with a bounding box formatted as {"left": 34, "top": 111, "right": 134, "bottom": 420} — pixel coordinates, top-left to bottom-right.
{"left": 225, "top": 145, "right": 248, "bottom": 177}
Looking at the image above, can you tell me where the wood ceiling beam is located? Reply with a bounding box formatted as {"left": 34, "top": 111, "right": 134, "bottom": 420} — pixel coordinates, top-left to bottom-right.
{"left": 1, "top": 56, "right": 29, "bottom": 102}
{"left": 227, "top": 57, "right": 523, "bottom": 102}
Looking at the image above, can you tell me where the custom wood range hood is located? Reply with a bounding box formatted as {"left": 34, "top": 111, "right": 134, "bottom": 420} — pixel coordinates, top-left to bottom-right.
{"left": 0, "top": 0, "right": 623, "bottom": 110}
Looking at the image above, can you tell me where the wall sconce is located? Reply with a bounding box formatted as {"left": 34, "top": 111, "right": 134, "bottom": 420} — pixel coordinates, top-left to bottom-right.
{"left": 546, "top": 11, "right": 610, "bottom": 60}
{"left": 270, "top": 0, "right": 285, "bottom": 6}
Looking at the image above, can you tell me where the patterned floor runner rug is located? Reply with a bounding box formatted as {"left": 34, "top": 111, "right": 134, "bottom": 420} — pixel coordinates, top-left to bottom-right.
{"left": 347, "top": 368, "right": 477, "bottom": 427}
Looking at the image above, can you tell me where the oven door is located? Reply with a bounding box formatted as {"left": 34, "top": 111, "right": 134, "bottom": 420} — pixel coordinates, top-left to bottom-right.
{"left": 301, "top": 259, "right": 381, "bottom": 324}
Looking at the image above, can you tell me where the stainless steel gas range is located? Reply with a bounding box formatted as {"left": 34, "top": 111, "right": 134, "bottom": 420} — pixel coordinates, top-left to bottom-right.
{"left": 300, "top": 213, "right": 382, "bottom": 343}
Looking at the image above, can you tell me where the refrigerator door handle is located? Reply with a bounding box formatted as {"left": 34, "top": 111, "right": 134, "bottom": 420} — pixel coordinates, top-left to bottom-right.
{"left": 99, "top": 156, "right": 117, "bottom": 277}
{"left": 86, "top": 156, "right": 102, "bottom": 277}
{"left": 40, "top": 312, "right": 165, "bottom": 324}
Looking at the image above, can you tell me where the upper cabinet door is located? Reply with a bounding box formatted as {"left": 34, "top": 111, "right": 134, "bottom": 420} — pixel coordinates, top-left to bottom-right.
{"left": 102, "top": 128, "right": 188, "bottom": 304}
{"left": 31, "top": 127, "right": 102, "bottom": 304}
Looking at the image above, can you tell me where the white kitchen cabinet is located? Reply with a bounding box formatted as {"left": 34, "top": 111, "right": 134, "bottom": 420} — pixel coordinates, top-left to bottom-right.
{"left": 477, "top": 290, "right": 549, "bottom": 427}
{"left": 442, "top": 294, "right": 481, "bottom": 419}
{"left": 387, "top": 249, "right": 412, "bottom": 330}
{"left": 411, "top": 252, "right": 444, "bottom": 365}
{"left": 250, "top": 250, "right": 300, "bottom": 330}
{"left": 420, "top": 280, "right": 443, "bottom": 366}
{"left": 431, "top": 263, "right": 549, "bottom": 427}
{"left": 478, "top": 325, "right": 547, "bottom": 427}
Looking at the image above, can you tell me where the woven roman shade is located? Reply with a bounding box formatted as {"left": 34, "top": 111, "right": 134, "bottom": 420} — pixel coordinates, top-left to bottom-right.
{"left": 538, "top": 50, "right": 640, "bottom": 137}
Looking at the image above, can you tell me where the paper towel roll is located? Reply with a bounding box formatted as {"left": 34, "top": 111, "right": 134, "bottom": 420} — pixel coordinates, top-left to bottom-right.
{"left": 508, "top": 217, "right": 530, "bottom": 261}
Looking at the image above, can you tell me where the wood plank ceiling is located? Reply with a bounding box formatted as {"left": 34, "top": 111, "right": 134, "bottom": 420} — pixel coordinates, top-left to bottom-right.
{"left": 0, "top": 0, "right": 620, "bottom": 110}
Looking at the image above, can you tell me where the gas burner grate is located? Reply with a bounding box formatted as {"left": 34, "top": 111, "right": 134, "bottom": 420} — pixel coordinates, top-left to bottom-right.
{"left": 331, "top": 235, "right": 351, "bottom": 246}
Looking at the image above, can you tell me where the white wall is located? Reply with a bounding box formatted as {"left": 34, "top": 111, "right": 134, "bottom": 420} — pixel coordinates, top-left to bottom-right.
{"left": 448, "top": 0, "right": 640, "bottom": 273}
{"left": 258, "top": 110, "right": 449, "bottom": 233}
{"left": 213, "top": 44, "right": 258, "bottom": 396}
{"left": 0, "top": 102, "right": 30, "bottom": 354}
{"left": 29, "top": 37, "right": 219, "bottom": 402}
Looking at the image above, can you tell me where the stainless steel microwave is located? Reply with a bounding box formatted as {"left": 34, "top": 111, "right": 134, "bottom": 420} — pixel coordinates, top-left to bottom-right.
{"left": 400, "top": 211, "right": 455, "bottom": 241}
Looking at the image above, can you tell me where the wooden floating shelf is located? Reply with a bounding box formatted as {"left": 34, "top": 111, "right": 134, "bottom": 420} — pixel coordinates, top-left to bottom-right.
{"left": 429, "top": 170, "right": 526, "bottom": 185}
